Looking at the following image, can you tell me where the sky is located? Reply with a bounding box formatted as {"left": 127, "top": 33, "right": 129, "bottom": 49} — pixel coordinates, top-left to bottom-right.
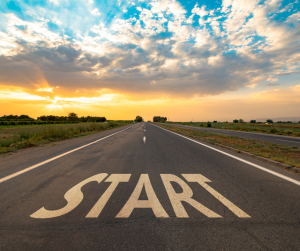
{"left": 0, "top": 0, "right": 299, "bottom": 121}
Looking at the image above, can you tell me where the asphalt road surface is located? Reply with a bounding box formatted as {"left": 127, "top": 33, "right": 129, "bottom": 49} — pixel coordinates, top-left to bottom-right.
{"left": 1, "top": 122, "right": 300, "bottom": 250}
{"left": 156, "top": 123, "right": 300, "bottom": 147}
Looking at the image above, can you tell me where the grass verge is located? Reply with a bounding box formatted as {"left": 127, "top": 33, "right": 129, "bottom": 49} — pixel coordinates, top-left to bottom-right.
{"left": 0, "top": 122, "right": 131, "bottom": 154}
{"left": 157, "top": 124, "right": 300, "bottom": 168}
{"left": 167, "top": 122, "right": 300, "bottom": 137}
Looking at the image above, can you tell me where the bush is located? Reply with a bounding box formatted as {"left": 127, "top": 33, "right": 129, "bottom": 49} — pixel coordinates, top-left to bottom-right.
{"left": 207, "top": 121, "right": 212, "bottom": 127}
{"left": 270, "top": 128, "right": 278, "bottom": 133}
{"left": 135, "top": 115, "right": 143, "bottom": 122}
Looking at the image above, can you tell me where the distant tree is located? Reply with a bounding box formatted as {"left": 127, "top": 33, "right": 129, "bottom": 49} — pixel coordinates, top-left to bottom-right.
{"left": 250, "top": 120, "right": 256, "bottom": 123}
{"left": 68, "top": 112, "right": 78, "bottom": 121}
{"left": 266, "top": 119, "right": 273, "bottom": 123}
{"left": 19, "top": 114, "right": 33, "bottom": 120}
{"left": 160, "top": 117, "right": 167, "bottom": 123}
{"left": 153, "top": 116, "right": 160, "bottom": 122}
{"left": 287, "top": 121, "right": 292, "bottom": 123}
{"left": 153, "top": 116, "right": 166, "bottom": 122}
{"left": 233, "top": 119, "right": 239, "bottom": 123}
{"left": 213, "top": 120, "right": 217, "bottom": 123}
{"left": 239, "top": 119, "right": 244, "bottom": 123}
{"left": 38, "top": 115, "right": 47, "bottom": 121}
{"left": 135, "top": 115, "right": 143, "bottom": 122}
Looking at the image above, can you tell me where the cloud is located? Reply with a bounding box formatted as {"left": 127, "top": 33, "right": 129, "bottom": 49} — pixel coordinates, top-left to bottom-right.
{"left": 90, "top": 8, "right": 101, "bottom": 16}
{"left": 264, "top": 83, "right": 280, "bottom": 86}
{"left": 0, "top": 0, "right": 299, "bottom": 101}
{"left": 49, "top": 0, "right": 59, "bottom": 6}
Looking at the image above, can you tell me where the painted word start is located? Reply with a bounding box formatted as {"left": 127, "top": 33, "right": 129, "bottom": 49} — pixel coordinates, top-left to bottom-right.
{"left": 31, "top": 173, "right": 250, "bottom": 219}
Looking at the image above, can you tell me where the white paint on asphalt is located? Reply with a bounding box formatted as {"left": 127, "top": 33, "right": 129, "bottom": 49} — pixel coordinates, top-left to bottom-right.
{"left": 153, "top": 124, "right": 300, "bottom": 186}
{"left": 30, "top": 173, "right": 251, "bottom": 219}
{"left": 86, "top": 174, "right": 131, "bottom": 218}
{"left": 143, "top": 136, "right": 146, "bottom": 144}
{"left": 30, "top": 173, "right": 108, "bottom": 219}
{"left": 182, "top": 174, "right": 250, "bottom": 218}
{"left": 116, "top": 174, "right": 169, "bottom": 218}
{"left": 161, "top": 174, "right": 222, "bottom": 218}
{"left": 276, "top": 139, "right": 300, "bottom": 144}
{"left": 0, "top": 126, "right": 133, "bottom": 184}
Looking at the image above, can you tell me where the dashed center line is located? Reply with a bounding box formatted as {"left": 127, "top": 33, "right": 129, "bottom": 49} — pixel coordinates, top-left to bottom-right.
{"left": 143, "top": 136, "right": 146, "bottom": 144}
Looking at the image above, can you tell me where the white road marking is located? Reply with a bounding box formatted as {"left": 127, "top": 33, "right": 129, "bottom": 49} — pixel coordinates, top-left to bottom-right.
{"left": 116, "top": 174, "right": 169, "bottom": 218}
{"left": 153, "top": 124, "right": 300, "bottom": 186}
{"left": 143, "top": 136, "right": 146, "bottom": 144}
{"left": 182, "top": 174, "right": 250, "bottom": 218}
{"left": 161, "top": 174, "right": 221, "bottom": 218}
{"left": 86, "top": 174, "right": 131, "bottom": 218}
{"left": 30, "top": 173, "right": 108, "bottom": 219}
{"left": 276, "top": 139, "right": 300, "bottom": 143}
{"left": 0, "top": 126, "right": 133, "bottom": 184}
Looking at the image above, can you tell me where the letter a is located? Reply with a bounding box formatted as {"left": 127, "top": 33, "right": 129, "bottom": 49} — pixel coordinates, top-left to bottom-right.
{"left": 116, "top": 174, "right": 169, "bottom": 218}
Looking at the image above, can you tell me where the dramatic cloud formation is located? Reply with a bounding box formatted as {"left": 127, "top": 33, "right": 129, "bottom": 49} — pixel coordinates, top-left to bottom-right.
{"left": 0, "top": 0, "right": 299, "bottom": 120}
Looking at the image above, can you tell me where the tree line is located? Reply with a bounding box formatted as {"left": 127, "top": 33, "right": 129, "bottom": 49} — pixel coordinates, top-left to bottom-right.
{"left": 0, "top": 115, "right": 34, "bottom": 121}
{"left": 37, "top": 113, "right": 106, "bottom": 122}
{"left": 0, "top": 113, "right": 106, "bottom": 122}
{"left": 153, "top": 116, "right": 167, "bottom": 123}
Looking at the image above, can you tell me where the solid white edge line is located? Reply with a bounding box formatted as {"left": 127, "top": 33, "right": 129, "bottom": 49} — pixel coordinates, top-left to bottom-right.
{"left": 0, "top": 125, "right": 134, "bottom": 184}
{"left": 275, "top": 139, "right": 300, "bottom": 143}
{"left": 152, "top": 124, "right": 300, "bottom": 186}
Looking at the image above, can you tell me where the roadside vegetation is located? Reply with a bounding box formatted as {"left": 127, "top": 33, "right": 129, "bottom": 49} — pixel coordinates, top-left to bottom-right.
{"left": 165, "top": 121, "right": 300, "bottom": 137}
{"left": 0, "top": 113, "right": 108, "bottom": 126}
{"left": 153, "top": 116, "right": 167, "bottom": 123}
{"left": 0, "top": 121, "right": 131, "bottom": 154}
{"left": 135, "top": 115, "right": 143, "bottom": 122}
{"left": 157, "top": 124, "right": 300, "bottom": 168}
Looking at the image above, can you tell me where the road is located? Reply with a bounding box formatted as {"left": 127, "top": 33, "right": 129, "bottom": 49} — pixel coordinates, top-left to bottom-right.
{"left": 0, "top": 122, "right": 300, "bottom": 250}
{"left": 156, "top": 123, "right": 300, "bottom": 147}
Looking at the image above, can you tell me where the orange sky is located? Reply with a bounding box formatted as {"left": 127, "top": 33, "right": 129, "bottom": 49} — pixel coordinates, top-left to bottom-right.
{"left": 1, "top": 83, "right": 300, "bottom": 122}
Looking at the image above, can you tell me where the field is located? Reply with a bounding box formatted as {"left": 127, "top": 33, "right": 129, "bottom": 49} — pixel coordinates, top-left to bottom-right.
{"left": 0, "top": 121, "right": 131, "bottom": 154}
{"left": 157, "top": 124, "right": 300, "bottom": 168}
{"left": 167, "top": 122, "right": 300, "bottom": 137}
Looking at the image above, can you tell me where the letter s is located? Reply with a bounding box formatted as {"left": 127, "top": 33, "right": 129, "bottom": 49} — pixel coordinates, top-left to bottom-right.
{"left": 30, "top": 173, "right": 108, "bottom": 219}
